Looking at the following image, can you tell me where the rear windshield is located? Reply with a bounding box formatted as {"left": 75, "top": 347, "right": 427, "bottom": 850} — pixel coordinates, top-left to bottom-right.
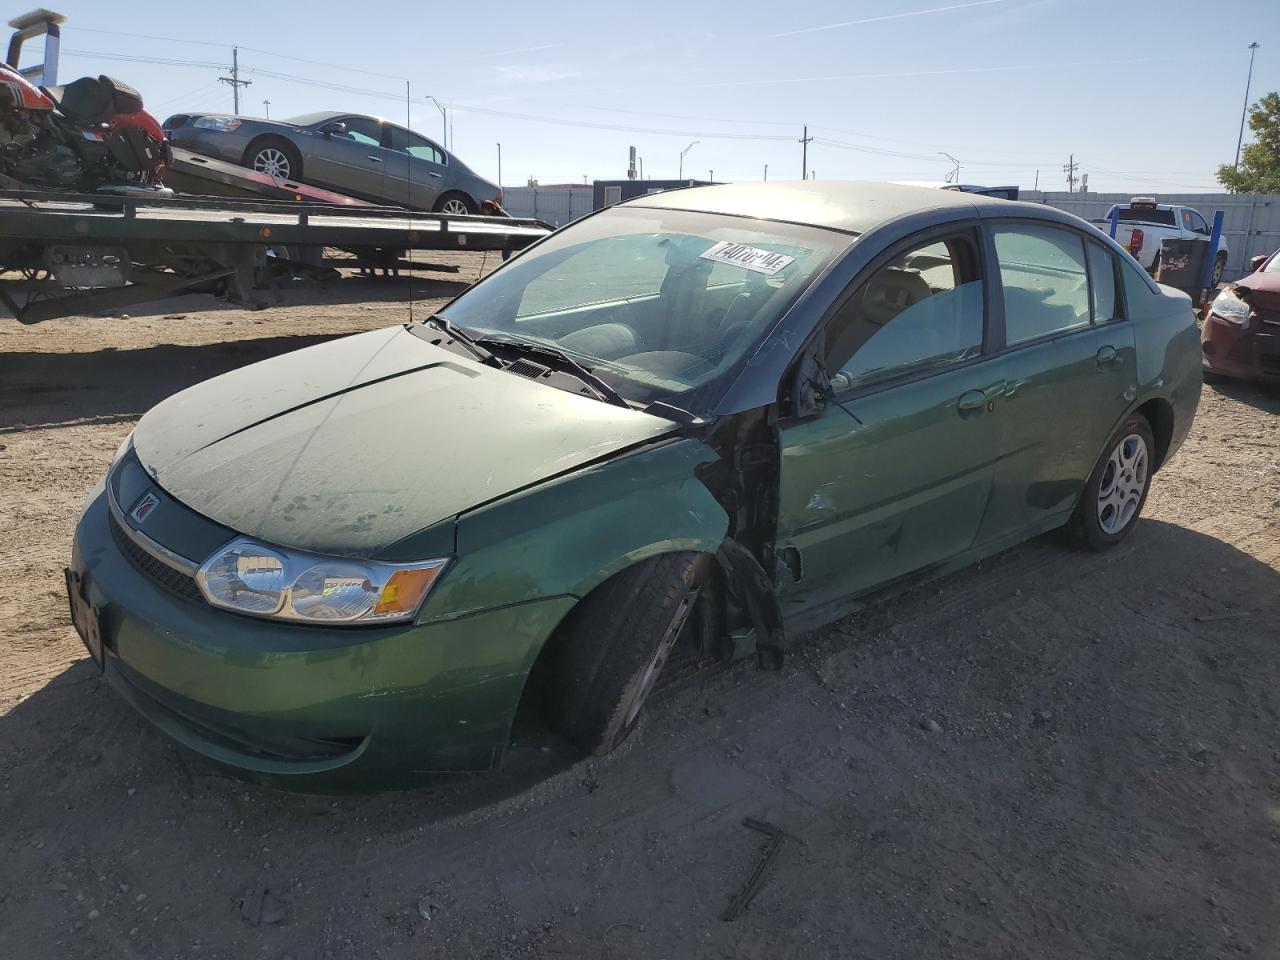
{"left": 1110, "top": 206, "right": 1176, "bottom": 226}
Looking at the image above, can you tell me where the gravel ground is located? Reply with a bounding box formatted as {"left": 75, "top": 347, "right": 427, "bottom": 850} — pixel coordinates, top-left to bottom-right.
{"left": 1, "top": 257, "right": 1278, "bottom": 959}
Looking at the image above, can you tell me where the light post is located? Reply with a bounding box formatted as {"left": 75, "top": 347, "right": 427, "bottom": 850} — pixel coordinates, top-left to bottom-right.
{"left": 938, "top": 151, "right": 960, "bottom": 183}
{"left": 425, "top": 96, "right": 447, "bottom": 148}
{"left": 1235, "top": 42, "right": 1261, "bottom": 171}
{"left": 679, "top": 140, "right": 699, "bottom": 180}
{"left": 496, "top": 142, "right": 502, "bottom": 193}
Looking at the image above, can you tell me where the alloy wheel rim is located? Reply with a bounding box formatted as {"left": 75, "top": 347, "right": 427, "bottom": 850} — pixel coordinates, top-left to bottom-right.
{"left": 1096, "top": 433, "right": 1148, "bottom": 534}
{"left": 253, "top": 148, "right": 291, "bottom": 180}
{"left": 1212, "top": 258, "right": 1224, "bottom": 285}
{"left": 441, "top": 198, "right": 469, "bottom": 216}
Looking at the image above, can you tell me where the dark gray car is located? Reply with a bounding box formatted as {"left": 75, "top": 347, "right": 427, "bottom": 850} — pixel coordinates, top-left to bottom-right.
{"left": 164, "top": 110, "right": 501, "bottom": 214}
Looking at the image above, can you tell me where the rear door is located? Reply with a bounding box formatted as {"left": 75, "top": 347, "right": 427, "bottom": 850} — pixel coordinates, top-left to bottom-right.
{"left": 381, "top": 125, "right": 448, "bottom": 210}
{"left": 775, "top": 227, "right": 1003, "bottom": 618}
{"left": 972, "top": 221, "right": 1136, "bottom": 545}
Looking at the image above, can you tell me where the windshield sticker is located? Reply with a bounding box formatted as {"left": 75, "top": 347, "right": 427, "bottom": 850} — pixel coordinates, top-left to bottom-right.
{"left": 699, "top": 241, "right": 795, "bottom": 276}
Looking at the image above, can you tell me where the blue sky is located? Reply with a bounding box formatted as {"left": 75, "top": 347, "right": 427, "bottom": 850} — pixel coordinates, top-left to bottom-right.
{"left": 28, "top": 0, "right": 1280, "bottom": 192}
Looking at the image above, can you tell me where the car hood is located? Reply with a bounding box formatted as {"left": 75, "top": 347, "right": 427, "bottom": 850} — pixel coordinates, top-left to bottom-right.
{"left": 132, "top": 326, "right": 676, "bottom": 557}
{"left": 1238, "top": 271, "right": 1280, "bottom": 312}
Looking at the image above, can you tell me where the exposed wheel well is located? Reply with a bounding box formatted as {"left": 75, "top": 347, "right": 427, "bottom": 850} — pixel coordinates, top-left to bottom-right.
{"left": 1135, "top": 397, "right": 1174, "bottom": 471}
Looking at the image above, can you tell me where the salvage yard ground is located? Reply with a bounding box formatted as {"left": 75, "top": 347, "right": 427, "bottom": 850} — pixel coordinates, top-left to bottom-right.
{"left": 1, "top": 253, "right": 1279, "bottom": 959}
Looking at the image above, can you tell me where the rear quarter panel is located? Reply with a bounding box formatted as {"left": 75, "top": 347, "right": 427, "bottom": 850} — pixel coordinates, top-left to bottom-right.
{"left": 1134, "top": 281, "right": 1202, "bottom": 462}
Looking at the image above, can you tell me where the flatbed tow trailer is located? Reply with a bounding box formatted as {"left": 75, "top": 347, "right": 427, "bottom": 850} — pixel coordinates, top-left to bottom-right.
{"left": 0, "top": 189, "right": 553, "bottom": 323}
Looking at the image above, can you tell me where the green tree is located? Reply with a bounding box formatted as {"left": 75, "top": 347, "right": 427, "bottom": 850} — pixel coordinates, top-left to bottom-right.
{"left": 1218, "top": 91, "right": 1280, "bottom": 193}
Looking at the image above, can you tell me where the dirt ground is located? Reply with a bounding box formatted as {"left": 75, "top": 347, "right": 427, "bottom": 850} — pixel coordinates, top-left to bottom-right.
{"left": 2, "top": 256, "right": 1279, "bottom": 959}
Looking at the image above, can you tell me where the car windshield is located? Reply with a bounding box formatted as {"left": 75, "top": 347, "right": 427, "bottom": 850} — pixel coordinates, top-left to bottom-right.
{"left": 1262, "top": 253, "right": 1280, "bottom": 274}
{"left": 435, "top": 207, "right": 846, "bottom": 414}
{"left": 284, "top": 111, "right": 343, "bottom": 126}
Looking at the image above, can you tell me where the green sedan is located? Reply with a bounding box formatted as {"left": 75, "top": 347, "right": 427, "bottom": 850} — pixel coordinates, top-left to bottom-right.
{"left": 66, "top": 182, "right": 1201, "bottom": 789}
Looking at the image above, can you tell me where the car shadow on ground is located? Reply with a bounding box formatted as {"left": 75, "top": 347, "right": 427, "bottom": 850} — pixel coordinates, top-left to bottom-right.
{"left": 0, "top": 334, "right": 360, "bottom": 430}
{"left": 1204, "top": 374, "right": 1280, "bottom": 412}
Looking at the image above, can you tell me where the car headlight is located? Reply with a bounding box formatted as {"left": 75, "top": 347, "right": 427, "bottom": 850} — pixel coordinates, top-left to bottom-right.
{"left": 196, "top": 537, "right": 449, "bottom": 625}
{"left": 109, "top": 429, "right": 134, "bottom": 470}
{"left": 193, "top": 116, "right": 242, "bottom": 132}
{"left": 1208, "top": 287, "right": 1252, "bottom": 326}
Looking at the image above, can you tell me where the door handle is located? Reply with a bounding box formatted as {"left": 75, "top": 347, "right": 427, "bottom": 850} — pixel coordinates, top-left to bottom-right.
{"left": 958, "top": 389, "right": 988, "bottom": 417}
{"left": 428, "top": 171, "right": 443, "bottom": 179}
{"left": 1096, "top": 345, "right": 1120, "bottom": 367}
{"left": 367, "top": 155, "right": 383, "bottom": 163}
{"left": 1001, "top": 378, "right": 1029, "bottom": 399}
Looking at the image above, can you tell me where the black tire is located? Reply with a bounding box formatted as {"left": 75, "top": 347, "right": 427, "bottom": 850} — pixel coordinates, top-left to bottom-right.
{"left": 243, "top": 138, "right": 302, "bottom": 182}
{"left": 1212, "top": 252, "right": 1227, "bottom": 286}
{"left": 1064, "top": 414, "right": 1156, "bottom": 551}
{"left": 433, "top": 191, "right": 476, "bottom": 215}
{"left": 549, "top": 553, "right": 706, "bottom": 755}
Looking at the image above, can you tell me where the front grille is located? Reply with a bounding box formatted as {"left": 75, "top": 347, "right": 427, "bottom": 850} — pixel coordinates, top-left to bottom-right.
{"left": 109, "top": 510, "right": 204, "bottom": 604}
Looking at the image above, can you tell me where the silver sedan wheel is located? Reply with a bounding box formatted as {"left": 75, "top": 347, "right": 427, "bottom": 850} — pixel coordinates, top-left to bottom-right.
{"left": 1096, "top": 433, "right": 1149, "bottom": 534}
{"left": 439, "top": 197, "right": 471, "bottom": 216}
{"left": 252, "top": 147, "right": 292, "bottom": 180}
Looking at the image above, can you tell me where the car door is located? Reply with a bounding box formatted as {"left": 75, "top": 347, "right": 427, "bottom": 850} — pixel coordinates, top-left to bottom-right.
{"left": 382, "top": 125, "right": 447, "bottom": 210}
{"left": 774, "top": 228, "right": 1003, "bottom": 618}
{"left": 305, "top": 116, "right": 391, "bottom": 201}
{"left": 972, "top": 222, "right": 1137, "bottom": 545}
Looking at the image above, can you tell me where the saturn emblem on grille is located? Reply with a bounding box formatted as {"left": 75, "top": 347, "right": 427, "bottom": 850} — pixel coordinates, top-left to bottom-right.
{"left": 129, "top": 491, "right": 160, "bottom": 525}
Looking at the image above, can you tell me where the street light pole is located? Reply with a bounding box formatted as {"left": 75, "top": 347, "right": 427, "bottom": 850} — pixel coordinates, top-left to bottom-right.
{"left": 425, "top": 96, "right": 447, "bottom": 148}
{"left": 938, "top": 151, "right": 960, "bottom": 183}
{"left": 679, "top": 140, "right": 699, "bottom": 180}
{"left": 1235, "top": 42, "right": 1261, "bottom": 171}
{"left": 496, "top": 142, "right": 502, "bottom": 193}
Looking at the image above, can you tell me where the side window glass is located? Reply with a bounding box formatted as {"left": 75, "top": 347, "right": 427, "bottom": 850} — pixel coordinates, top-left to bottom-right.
{"left": 993, "top": 225, "right": 1091, "bottom": 345}
{"left": 1086, "top": 242, "right": 1119, "bottom": 322}
{"left": 338, "top": 117, "right": 381, "bottom": 146}
{"left": 387, "top": 126, "right": 444, "bottom": 163}
{"left": 1188, "top": 210, "right": 1209, "bottom": 235}
{"left": 825, "top": 239, "right": 983, "bottom": 391}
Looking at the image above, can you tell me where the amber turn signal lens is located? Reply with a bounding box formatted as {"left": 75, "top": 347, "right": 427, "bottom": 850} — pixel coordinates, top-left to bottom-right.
{"left": 373, "top": 566, "right": 445, "bottom": 617}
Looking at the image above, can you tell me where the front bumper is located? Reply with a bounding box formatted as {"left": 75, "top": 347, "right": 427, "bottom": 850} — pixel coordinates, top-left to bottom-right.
{"left": 71, "top": 486, "right": 573, "bottom": 790}
{"left": 168, "top": 132, "right": 247, "bottom": 166}
{"left": 1201, "top": 313, "right": 1280, "bottom": 380}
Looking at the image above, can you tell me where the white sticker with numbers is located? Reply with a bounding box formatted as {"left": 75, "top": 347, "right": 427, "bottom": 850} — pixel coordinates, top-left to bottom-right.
{"left": 698, "top": 241, "right": 795, "bottom": 276}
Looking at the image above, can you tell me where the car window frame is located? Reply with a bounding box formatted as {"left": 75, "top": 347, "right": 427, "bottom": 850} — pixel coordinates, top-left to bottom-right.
{"left": 980, "top": 218, "right": 1132, "bottom": 357}
{"left": 332, "top": 115, "right": 384, "bottom": 148}
{"left": 811, "top": 221, "right": 994, "bottom": 404}
{"left": 384, "top": 122, "right": 448, "bottom": 165}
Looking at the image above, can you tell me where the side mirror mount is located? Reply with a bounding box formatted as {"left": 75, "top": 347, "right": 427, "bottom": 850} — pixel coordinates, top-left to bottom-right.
{"left": 1250, "top": 254, "right": 1268, "bottom": 274}
{"left": 319, "top": 120, "right": 347, "bottom": 138}
{"left": 788, "top": 339, "right": 835, "bottom": 419}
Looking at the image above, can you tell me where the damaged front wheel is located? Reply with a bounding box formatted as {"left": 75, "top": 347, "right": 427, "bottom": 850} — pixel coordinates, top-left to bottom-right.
{"left": 549, "top": 552, "right": 712, "bottom": 755}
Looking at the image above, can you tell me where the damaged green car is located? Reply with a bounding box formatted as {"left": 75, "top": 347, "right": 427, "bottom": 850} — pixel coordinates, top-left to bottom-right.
{"left": 67, "top": 182, "right": 1200, "bottom": 788}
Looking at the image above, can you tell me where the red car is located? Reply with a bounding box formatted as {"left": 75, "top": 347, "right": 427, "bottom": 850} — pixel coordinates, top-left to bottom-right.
{"left": 1201, "top": 249, "right": 1280, "bottom": 381}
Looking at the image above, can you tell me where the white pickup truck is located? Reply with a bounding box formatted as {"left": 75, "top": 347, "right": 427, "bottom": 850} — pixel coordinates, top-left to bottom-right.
{"left": 1092, "top": 198, "right": 1228, "bottom": 285}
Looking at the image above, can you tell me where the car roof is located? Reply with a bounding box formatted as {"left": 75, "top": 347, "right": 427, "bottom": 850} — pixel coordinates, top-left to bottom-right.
{"left": 625, "top": 180, "right": 1021, "bottom": 235}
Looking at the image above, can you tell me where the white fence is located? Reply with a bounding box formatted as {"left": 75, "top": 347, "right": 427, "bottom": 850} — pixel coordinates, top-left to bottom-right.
{"left": 1023, "top": 191, "right": 1280, "bottom": 282}
{"left": 501, "top": 186, "right": 594, "bottom": 228}
{"left": 501, "top": 184, "right": 1280, "bottom": 282}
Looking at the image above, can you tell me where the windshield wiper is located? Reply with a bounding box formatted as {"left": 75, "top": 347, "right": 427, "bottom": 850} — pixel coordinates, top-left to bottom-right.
{"left": 420, "top": 315, "right": 492, "bottom": 363}
{"left": 476, "top": 334, "right": 631, "bottom": 409}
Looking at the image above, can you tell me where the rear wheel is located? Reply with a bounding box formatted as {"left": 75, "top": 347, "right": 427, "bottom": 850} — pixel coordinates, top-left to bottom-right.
{"left": 244, "top": 138, "right": 301, "bottom": 182}
{"left": 1064, "top": 414, "right": 1155, "bottom": 551}
{"left": 548, "top": 553, "right": 709, "bottom": 755}
{"left": 433, "top": 191, "right": 475, "bottom": 216}
{"left": 1211, "top": 251, "right": 1227, "bottom": 286}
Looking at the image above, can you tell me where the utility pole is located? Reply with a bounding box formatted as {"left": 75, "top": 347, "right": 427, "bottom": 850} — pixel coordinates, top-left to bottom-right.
{"left": 1034, "top": 169, "right": 1039, "bottom": 190}
{"left": 262, "top": 99, "right": 270, "bottom": 119}
{"left": 1235, "top": 42, "right": 1261, "bottom": 170}
{"left": 800, "top": 125, "right": 812, "bottom": 180}
{"left": 496, "top": 142, "right": 502, "bottom": 193}
{"left": 763, "top": 164, "right": 768, "bottom": 181}
{"left": 219, "top": 46, "right": 251, "bottom": 115}
{"left": 1063, "top": 154, "right": 1078, "bottom": 193}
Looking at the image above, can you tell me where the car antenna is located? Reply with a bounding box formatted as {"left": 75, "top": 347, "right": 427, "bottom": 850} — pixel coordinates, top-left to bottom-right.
{"left": 405, "top": 79, "right": 415, "bottom": 325}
